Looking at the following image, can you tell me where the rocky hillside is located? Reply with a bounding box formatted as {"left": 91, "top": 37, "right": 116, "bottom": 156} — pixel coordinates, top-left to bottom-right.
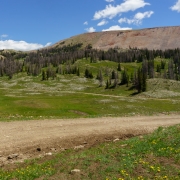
{"left": 52, "top": 26, "right": 180, "bottom": 50}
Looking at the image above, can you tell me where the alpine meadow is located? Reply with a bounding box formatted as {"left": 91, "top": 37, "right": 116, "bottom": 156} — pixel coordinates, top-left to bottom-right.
{"left": 0, "top": 26, "right": 180, "bottom": 180}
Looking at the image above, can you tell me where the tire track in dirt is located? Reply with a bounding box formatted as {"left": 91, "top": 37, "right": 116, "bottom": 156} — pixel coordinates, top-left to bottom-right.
{"left": 0, "top": 115, "right": 179, "bottom": 166}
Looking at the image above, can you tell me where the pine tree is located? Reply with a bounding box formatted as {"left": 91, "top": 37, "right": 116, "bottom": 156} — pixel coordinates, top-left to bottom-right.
{"left": 130, "top": 73, "right": 134, "bottom": 83}
{"left": 148, "top": 60, "right": 154, "bottom": 78}
{"left": 133, "top": 70, "right": 137, "bottom": 87}
{"left": 142, "top": 71, "right": 147, "bottom": 92}
{"left": 156, "top": 64, "right": 161, "bottom": 73}
{"left": 168, "top": 60, "right": 174, "bottom": 80}
{"left": 121, "top": 70, "right": 128, "bottom": 85}
{"left": 89, "top": 72, "right": 93, "bottom": 79}
{"left": 42, "top": 69, "right": 46, "bottom": 81}
{"left": 85, "top": 68, "right": 89, "bottom": 78}
{"left": 85, "top": 68, "right": 93, "bottom": 79}
{"left": 136, "top": 68, "right": 142, "bottom": 93}
{"left": 142, "top": 60, "right": 148, "bottom": 76}
{"left": 161, "top": 60, "right": 166, "bottom": 69}
{"left": 111, "top": 70, "right": 116, "bottom": 79}
{"left": 134, "top": 67, "right": 147, "bottom": 93}
{"left": 76, "top": 67, "right": 80, "bottom": 76}
{"left": 97, "top": 69, "right": 103, "bottom": 87}
{"left": 117, "top": 63, "right": 121, "bottom": 71}
{"left": 105, "top": 80, "right": 109, "bottom": 89}
{"left": 109, "top": 76, "right": 112, "bottom": 86}
{"left": 113, "top": 71, "right": 119, "bottom": 87}
{"left": 46, "top": 69, "right": 50, "bottom": 80}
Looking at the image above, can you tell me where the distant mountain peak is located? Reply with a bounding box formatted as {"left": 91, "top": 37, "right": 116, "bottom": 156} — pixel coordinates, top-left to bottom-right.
{"left": 51, "top": 26, "right": 180, "bottom": 51}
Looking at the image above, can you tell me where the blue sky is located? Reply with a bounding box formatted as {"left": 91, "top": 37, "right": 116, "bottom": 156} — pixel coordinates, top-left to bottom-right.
{"left": 0, "top": 0, "right": 180, "bottom": 51}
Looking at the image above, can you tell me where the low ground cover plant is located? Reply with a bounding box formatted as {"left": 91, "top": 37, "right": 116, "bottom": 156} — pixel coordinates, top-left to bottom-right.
{"left": 1, "top": 124, "right": 180, "bottom": 180}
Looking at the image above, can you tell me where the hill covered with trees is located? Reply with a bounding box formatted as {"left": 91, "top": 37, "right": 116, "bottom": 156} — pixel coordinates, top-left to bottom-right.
{"left": 0, "top": 41, "right": 180, "bottom": 94}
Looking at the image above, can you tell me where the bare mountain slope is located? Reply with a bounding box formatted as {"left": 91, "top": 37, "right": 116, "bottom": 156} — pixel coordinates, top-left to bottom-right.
{"left": 53, "top": 26, "right": 180, "bottom": 50}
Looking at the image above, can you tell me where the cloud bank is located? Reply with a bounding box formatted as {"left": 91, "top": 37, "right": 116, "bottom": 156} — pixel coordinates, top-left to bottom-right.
{"left": 119, "top": 11, "right": 154, "bottom": 25}
{"left": 1, "top": 34, "right": 8, "bottom": 39}
{"left": 102, "top": 25, "right": 132, "bottom": 31}
{"left": 84, "top": 21, "right": 88, "bottom": 25}
{"left": 97, "top": 19, "right": 108, "bottom": 26}
{"left": 171, "top": 0, "right": 180, "bottom": 12}
{"left": 105, "top": 0, "right": 114, "bottom": 2}
{"left": 0, "top": 40, "right": 51, "bottom": 51}
{"left": 85, "top": 27, "right": 96, "bottom": 32}
{"left": 93, "top": 0, "right": 150, "bottom": 20}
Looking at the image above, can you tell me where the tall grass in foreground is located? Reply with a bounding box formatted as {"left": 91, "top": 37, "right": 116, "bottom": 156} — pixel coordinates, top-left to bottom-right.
{"left": 1, "top": 124, "right": 180, "bottom": 180}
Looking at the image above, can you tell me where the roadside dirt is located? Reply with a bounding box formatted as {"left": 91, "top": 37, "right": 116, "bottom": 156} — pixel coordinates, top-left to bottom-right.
{"left": 0, "top": 115, "right": 179, "bottom": 166}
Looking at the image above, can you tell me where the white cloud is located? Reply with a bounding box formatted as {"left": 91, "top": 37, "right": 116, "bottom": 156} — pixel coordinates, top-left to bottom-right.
{"left": 0, "top": 40, "right": 52, "bottom": 51}
{"left": 119, "top": 18, "right": 128, "bottom": 24}
{"left": 1, "top": 34, "right": 8, "bottom": 38}
{"left": 171, "top": 0, "right": 180, "bottom": 12}
{"left": 45, "top": 42, "right": 52, "bottom": 47}
{"left": 93, "top": 0, "right": 150, "bottom": 20}
{"left": 102, "top": 25, "right": 132, "bottom": 31}
{"left": 135, "top": 11, "right": 153, "bottom": 19}
{"left": 105, "top": 0, "right": 114, "bottom": 2}
{"left": 85, "top": 27, "right": 96, "bottom": 32}
{"left": 97, "top": 19, "right": 108, "bottom": 26}
{"left": 119, "top": 11, "right": 154, "bottom": 25}
{"left": 84, "top": 21, "right": 88, "bottom": 25}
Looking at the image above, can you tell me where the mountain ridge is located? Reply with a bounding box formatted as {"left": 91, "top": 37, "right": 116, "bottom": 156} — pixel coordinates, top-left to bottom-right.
{"left": 51, "top": 26, "right": 180, "bottom": 51}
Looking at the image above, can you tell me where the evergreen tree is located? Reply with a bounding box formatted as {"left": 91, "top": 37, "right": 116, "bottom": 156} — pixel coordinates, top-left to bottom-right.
{"left": 134, "top": 67, "right": 147, "bottom": 93}
{"left": 76, "top": 67, "right": 80, "bottom": 76}
{"left": 142, "top": 60, "right": 148, "bottom": 76}
{"left": 84, "top": 68, "right": 93, "bottom": 79}
{"left": 156, "top": 64, "right": 161, "bottom": 73}
{"left": 161, "top": 60, "right": 166, "bottom": 69}
{"left": 142, "top": 70, "right": 147, "bottom": 92}
{"left": 136, "top": 68, "right": 142, "bottom": 93}
{"left": 42, "top": 70, "right": 46, "bottom": 81}
{"left": 168, "top": 60, "right": 174, "bottom": 79}
{"left": 85, "top": 68, "right": 89, "bottom": 78}
{"left": 121, "top": 70, "right": 129, "bottom": 85}
{"left": 97, "top": 69, "right": 103, "bottom": 87}
{"left": 105, "top": 80, "right": 109, "bottom": 89}
{"left": 105, "top": 67, "right": 110, "bottom": 76}
{"left": 117, "top": 63, "right": 121, "bottom": 71}
{"left": 130, "top": 73, "right": 134, "bottom": 83}
{"left": 111, "top": 70, "right": 116, "bottom": 79}
{"left": 148, "top": 60, "right": 154, "bottom": 78}
{"left": 88, "top": 72, "right": 93, "bottom": 79}
{"left": 113, "top": 71, "right": 119, "bottom": 87}
{"left": 109, "top": 76, "right": 112, "bottom": 86}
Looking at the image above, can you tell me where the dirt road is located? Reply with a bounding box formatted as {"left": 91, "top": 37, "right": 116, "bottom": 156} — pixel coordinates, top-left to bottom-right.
{"left": 0, "top": 115, "right": 180, "bottom": 165}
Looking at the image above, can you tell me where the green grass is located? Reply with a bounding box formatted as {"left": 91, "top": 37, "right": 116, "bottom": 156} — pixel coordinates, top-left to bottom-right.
{"left": 0, "top": 88, "right": 180, "bottom": 121}
{"left": 1, "top": 58, "right": 180, "bottom": 179}
{"left": 1, "top": 124, "right": 180, "bottom": 179}
{"left": 75, "top": 58, "right": 140, "bottom": 78}
{"left": 0, "top": 59, "right": 180, "bottom": 121}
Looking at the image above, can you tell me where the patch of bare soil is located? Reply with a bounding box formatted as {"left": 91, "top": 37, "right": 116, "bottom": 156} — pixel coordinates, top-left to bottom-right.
{"left": 53, "top": 26, "right": 180, "bottom": 51}
{"left": 0, "top": 115, "right": 179, "bottom": 166}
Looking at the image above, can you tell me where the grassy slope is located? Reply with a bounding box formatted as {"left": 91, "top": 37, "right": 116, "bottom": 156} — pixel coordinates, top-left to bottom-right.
{"left": 0, "top": 58, "right": 180, "bottom": 179}
{"left": 1, "top": 124, "right": 180, "bottom": 179}
{"left": 0, "top": 58, "right": 180, "bottom": 121}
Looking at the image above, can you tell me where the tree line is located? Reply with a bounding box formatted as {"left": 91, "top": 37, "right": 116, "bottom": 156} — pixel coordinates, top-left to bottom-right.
{"left": 0, "top": 44, "right": 180, "bottom": 93}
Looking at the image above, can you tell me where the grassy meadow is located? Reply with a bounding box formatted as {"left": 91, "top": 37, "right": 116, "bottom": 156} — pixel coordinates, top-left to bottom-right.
{"left": 0, "top": 55, "right": 180, "bottom": 179}
{"left": 0, "top": 58, "right": 180, "bottom": 121}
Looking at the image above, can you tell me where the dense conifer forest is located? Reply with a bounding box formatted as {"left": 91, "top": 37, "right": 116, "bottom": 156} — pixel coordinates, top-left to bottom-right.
{"left": 0, "top": 44, "right": 180, "bottom": 93}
